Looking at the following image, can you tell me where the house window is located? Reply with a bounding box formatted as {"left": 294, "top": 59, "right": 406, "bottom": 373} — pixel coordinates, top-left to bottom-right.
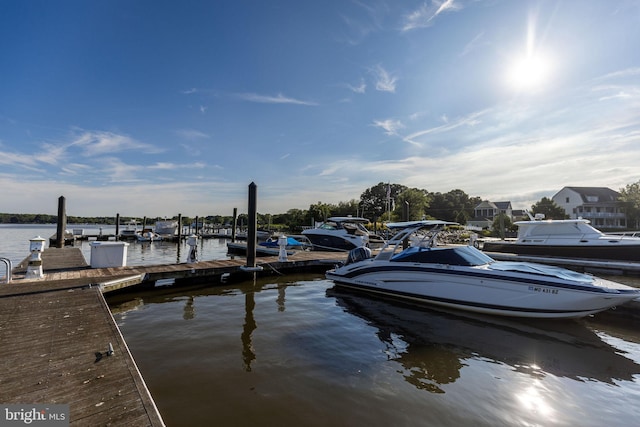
{"left": 566, "top": 197, "right": 570, "bottom": 203}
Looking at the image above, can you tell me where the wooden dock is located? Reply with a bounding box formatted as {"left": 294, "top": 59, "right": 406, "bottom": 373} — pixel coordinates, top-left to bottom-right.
{"left": 2, "top": 248, "right": 346, "bottom": 425}
{"left": 0, "top": 281, "right": 165, "bottom": 426}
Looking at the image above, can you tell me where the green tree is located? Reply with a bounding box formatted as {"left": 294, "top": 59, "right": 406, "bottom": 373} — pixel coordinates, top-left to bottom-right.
{"left": 360, "top": 182, "right": 407, "bottom": 221}
{"left": 393, "top": 188, "right": 430, "bottom": 221}
{"left": 619, "top": 180, "right": 640, "bottom": 229}
{"left": 333, "top": 199, "right": 361, "bottom": 217}
{"left": 492, "top": 213, "right": 514, "bottom": 238}
{"left": 307, "top": 202, "right": 334, "bottom": 225}
{"left": 530, "top": 197, "right": 567, "bottom": 220}
{"left": 426, "top": 189, "right": 481, "bottom": 223}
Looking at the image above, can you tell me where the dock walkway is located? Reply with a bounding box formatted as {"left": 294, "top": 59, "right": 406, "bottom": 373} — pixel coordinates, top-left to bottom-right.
{"left": 0, "top": 282, "right": 165, "bottom": 426}
{"left": 2, "top": 248, "right": 345, "bottom": 426}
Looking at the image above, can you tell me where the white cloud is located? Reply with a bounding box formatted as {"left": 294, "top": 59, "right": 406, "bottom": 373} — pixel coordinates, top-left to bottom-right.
{"left": 402, "top": 0, "right": 462, "bottom": 32}
{"left": 236, "top": 93, "right": 318, "bottom": 106}
{"left": 176, "top": 129, "right": 210, "bottom": 140}
{"left": 346, "top": 79, "right": 367, "bottom": 93}
{"left": 70, "top": 130, "right": 160, "bottom": 157}
{"left": 372, "top": 119, "right": 404, "bottom": 136}
{"left": 371, "top": 65, "right": 397, "bottom": 92}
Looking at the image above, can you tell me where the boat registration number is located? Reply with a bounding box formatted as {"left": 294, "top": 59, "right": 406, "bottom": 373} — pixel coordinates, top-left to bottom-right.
{"left": 528, "top": 286, "right": 558, "bottom": 295}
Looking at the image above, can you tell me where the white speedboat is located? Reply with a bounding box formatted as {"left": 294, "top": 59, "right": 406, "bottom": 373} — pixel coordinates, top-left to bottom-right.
{"left": 119, "top": 220, "right": 141, "bottom": 239}
{"left": 136, "top": 229, "right": 162, "bottom": 242}
{"left": 482, "top": 213, "right": 640, "bottom": 261}
{"left": 155, "top": 220, "right": 178, "bottom": 236}
{"left": 302, "top": 217, "right": 381, "bottom": 251}
{"left": 326, "top": 220, "right": 640, "bottom": 319}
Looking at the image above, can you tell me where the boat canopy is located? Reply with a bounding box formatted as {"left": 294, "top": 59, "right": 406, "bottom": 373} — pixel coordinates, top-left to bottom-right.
{"left": 385, "top": 220, "right": 458, "bottom": 230}
{"left": 391, "top": 246, "right": 494, "bottom": 266}
{"left": 488, "top": 262, "right": 593, "bottom": 283}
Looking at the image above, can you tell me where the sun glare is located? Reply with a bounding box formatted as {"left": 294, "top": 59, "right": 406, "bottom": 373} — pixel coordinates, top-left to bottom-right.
{"left": 505, "top": 12, "right": 554, "bottom": 93}
{"left": 506, "top": 53, "right": 552, "bottom": 92}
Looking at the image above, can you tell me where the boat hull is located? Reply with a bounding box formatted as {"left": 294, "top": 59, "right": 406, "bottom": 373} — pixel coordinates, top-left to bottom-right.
{"left": 483, "top": 241, "right": 640, "bottom": 262}
{"left": 303, "top": 233, "right": 365, "bottom": 252}
{"left": 326, "top": 263, "right": 639, "bottom": 319}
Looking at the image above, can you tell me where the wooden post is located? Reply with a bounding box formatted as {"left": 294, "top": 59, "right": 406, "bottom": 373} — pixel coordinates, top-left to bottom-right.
{"left": 246, "top": 182, "right": 258, "bottom": 268}
{"left": 232, "top": 208, "right": 238, "bottom": 242}
{"left": 115, "top": 213, "right": 120, "bottom": 240}
{"left": 195, "top": 216, "right": 199, "bottom": 235}
{"left": 56, "top": 196, "right": 66, "bottom": 248}
{"left": 177, "top": 213, "right": 182, "bottom": 241}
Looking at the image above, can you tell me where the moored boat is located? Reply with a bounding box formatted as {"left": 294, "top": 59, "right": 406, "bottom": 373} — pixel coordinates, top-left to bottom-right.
{"left": 482, "top": 214, "right": 640, "bottom": 261}
{"left": 302, "top": 216, "right": 382, "bottom": 251}
{"left": 326, "top": 220, "right": 640, "bottom": 319}
{"left": 155, "top": 220, "right": 178, "bottom": 236}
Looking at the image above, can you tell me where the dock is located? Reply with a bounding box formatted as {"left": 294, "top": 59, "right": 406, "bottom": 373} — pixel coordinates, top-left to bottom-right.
{"left": 2, "top": 248, "right": 346, "bottom": 425}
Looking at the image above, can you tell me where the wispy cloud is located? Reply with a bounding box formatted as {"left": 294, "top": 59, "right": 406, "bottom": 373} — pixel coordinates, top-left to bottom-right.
{"left": 403, "top": 109, "right": 488, "bottom": 146}
{"left": 175, "top": 129, "right": 210, "bottom": 140}
{"left": 70, "top": 130, "right": 160, "bottom": 157}
{"left": 373, "top": 119, "right": 404, "bottom": 136}
{"left": 459, "top": 31, "right": 485, "bottom": 57}
{"left": 181, "top": 88, "right": 198, "bottom": 94}
{"left": 346, "top": 79, "right": 367, "bottom": 94}
{"left": 148, "top": 161, "right": 206, "bottom": 170}
{"left": 402, "top": 0, "right": 462, "bottom": 32}
{"left": 236, "top": 93, "right": 318, "bottom": 106}
{"left": 370, "top": 65, "right": 397, "bottom": 92}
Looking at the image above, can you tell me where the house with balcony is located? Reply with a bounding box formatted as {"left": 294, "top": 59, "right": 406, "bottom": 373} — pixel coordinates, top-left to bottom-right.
{"left": 551, "top": 186, "right": 626, "bottom": 229}
{"left": 467, "top": 201, "right": 513, "bottom": 229}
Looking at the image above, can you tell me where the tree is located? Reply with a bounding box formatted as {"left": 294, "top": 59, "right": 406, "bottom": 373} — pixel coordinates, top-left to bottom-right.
{"left": 492, "top": 213, "right": 514, "bottom": 238}
{"left": 393, "top": 188, "right": 430, "bottom": 221}
{"left": 425, "top": 189, "right": 481, "bottom": 223}
{"left": 307, "top": 202, "right": 334, "bottom": 225}
{"left": 359, "top": 182, "right": 407, "bottom": 221}
{"left": 619, "top": 180, "right": 640, "bottom": 229}
{"left": 334, "top": 199, "right": 361, "bottom": 217}
{"left": 530, "top": 197, "right": 567, "bottom": 220}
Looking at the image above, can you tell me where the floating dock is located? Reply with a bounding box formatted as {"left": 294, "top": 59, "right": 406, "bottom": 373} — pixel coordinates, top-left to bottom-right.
{"left": 2, "top": 248, "right": 346, "bottom": 425}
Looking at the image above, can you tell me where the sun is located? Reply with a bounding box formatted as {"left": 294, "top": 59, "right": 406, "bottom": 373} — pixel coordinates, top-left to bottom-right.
{"left": 506, "top": 52, "right": 552, "bottom": 92}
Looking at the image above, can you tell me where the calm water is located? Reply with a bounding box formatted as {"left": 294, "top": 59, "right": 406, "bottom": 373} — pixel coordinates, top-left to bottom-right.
{"left": 3, "top": 225, "right": 640, "bottom": 426}
{"left": 0, "top": 224, "right": 230, "bottom": 273}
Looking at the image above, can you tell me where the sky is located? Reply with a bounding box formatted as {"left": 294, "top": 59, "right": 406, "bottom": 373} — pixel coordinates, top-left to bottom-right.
{"left": 1, "top": 0, "right": 639, "bottom": 218}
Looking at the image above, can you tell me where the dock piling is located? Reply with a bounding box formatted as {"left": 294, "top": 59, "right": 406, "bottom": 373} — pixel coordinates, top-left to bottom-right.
{"left": 55, "top": 196, "right": 66, "bottom": 248}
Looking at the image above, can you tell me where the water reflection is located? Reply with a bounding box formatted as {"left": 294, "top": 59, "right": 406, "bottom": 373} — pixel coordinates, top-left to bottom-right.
{"left": 329, "top": 288, "right": 640, "bottom": 391}
{"left": 242, "top": 292, "right": 257, "bottom": 371}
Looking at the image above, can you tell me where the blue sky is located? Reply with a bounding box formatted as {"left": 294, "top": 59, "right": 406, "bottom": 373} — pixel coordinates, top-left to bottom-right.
{"left": 1, "top": 0, "right": 639, "bottom": 218}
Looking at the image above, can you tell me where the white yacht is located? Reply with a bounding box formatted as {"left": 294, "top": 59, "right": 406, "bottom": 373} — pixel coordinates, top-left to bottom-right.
{"left": 483, "top": 213, "right": 640, "bottom": 261}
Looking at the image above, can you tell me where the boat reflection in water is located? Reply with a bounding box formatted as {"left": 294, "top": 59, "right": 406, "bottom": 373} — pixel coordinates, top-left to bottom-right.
{"left": 110, "top": 276, "right": 640, "bottom": 427}
{"left": 329, "top": 287, "right": 640, "bottom": 391}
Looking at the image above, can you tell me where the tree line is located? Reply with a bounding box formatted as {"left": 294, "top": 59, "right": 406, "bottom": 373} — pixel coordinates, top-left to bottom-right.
{"left": 3, "top": 180, "right": 640, "bottom": 231}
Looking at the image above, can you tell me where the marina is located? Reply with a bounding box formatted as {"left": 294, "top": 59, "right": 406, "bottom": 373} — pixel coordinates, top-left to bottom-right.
{"left": 2, "top": 223, "right": 640, "bottom": 426}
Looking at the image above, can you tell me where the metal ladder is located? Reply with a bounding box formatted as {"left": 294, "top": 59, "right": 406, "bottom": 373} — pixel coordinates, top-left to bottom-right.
{"left": 1, "top": 257, "right": 12, "bottom": 283}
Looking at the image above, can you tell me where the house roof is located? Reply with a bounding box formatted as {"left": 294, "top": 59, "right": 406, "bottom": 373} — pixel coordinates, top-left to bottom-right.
{"left": 494, "top": 201, "right": 512, "bottom": 210}
{"left": 561, "top": 186, "right": 620, "bottom": 203}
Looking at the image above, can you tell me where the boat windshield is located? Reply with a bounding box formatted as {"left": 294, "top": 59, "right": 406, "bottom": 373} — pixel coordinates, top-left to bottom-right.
{"left": 391, "top": 246, "right": 494, "bottom": 266}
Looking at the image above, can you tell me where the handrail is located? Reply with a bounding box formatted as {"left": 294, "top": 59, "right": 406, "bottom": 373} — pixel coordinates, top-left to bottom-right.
{"left": 1, "top": 257, "right": 12, "bottom": 284}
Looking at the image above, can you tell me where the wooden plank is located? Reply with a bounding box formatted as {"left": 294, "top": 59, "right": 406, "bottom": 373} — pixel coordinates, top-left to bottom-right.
{"left": 13, "top": 247, "right": 89, "bottom": 273}
{"left": 0, "top": 286, "right": 165, "bottom": 426}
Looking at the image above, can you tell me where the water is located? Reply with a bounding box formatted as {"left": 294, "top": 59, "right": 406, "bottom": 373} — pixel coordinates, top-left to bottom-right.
{"left": 3, "top": 224, "right": 640, "bottom": 426}
{"left": 0, "top": 224, "right": 230, "bottom": 271}
{"left": 108, "top": 277, "right": 640, "bottom": 426}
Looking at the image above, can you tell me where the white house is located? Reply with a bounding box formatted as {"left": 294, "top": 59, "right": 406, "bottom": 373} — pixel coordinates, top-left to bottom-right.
{"left": 552, "top": 186, "right": 626, "bottom": 229}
